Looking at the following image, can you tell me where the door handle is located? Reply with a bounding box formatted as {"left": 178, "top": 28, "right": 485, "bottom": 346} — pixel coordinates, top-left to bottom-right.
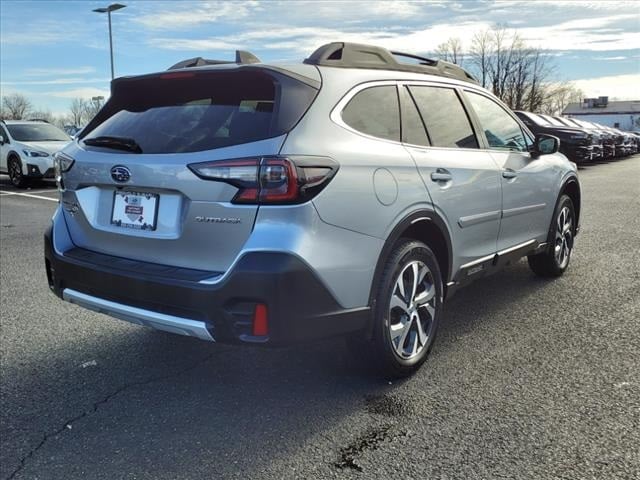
{"left": 431, "top": 169, "right": 452, "bottom": 182}
{"left": 502, "top": 169, "right": 517, "bottom": 179}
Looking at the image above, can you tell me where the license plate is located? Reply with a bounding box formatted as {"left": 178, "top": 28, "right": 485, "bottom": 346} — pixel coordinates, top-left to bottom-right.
{"left": 111, "top": 191, "right": 159, "bottom": 230}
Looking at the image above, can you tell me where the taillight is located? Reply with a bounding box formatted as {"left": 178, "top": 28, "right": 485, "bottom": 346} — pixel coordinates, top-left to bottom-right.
{"left": 188, "top": 156, "right": 338, "bottom": 205}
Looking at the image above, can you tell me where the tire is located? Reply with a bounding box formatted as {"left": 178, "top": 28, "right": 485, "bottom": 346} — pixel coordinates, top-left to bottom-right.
{"left": 360, "top": 239, "right": 444, "bottom": 378}
{"left": 8, "top": 157, "right": 29, "bottom": 188}
{"left": 528, "top": 194, "right": 575, "bottom": 277}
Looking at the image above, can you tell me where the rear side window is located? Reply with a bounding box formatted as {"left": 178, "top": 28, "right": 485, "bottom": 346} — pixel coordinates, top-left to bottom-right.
{"left": 82, "top": 70, "right": 317, "bottom": 154}
{"left": 408, "top": 86, "right": 478, "bottom": 149}
{"left": 342, "top": 85, "right": 400, "bottom": 142}
{"left": 465, "top": 92, "right": 527, "bottom": 152}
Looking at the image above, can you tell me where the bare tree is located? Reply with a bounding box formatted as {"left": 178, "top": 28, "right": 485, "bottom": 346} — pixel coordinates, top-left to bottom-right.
{"left": 83, "top": 97, "right": 105, "bottom": 123}
{"left": 435, "top": 37, "right": 464, "bottom": 65}
{"left": 465, "top": 26, "right": 567, "bottom": 113}
{"left": 469, "top": 30, "right": 492, "bottom": 88}
{"left": 69, "top": 98, "right": 87, "bottom": 126}
{"left": 540, "top": 85, "right": 584, "bottom": 116}
{"left": 2, "top": 93, "right": 32, "bottom": 120}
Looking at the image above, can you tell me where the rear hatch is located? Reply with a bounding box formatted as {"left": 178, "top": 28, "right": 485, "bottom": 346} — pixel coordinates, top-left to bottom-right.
{"left": 59, "top": 65, "right": 319, "bottom": 273}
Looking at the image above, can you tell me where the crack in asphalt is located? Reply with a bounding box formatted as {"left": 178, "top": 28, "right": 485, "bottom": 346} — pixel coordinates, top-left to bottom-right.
{"left": 335, "top": 424, "right": 408, "bottom": 472}
{"left": 5, "top": 352, "right": 216, "bottom": 480}
{"left": 335, "top": 393, "right": 413, "bottom": 472}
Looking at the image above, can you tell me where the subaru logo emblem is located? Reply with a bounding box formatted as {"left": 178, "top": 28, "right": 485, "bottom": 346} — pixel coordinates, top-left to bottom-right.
{"left": 110, "top": 165, "right": 131, "bottom": 183}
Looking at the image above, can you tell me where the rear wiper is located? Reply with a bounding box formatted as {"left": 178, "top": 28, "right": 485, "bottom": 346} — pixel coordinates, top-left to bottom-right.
{"left": 83, "top": 136, "right": 143, "bottom": 153}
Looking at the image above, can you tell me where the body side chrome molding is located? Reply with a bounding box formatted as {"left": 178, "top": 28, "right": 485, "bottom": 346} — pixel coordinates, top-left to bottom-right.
{"left": 63, "top": 289, "right": 215, "bottom": 342}
{"left": 459, "top": 253, "right": 496, "bottom": 270}
{"left": 502, "top": 203, "right": 546, "bottom": 219}
{"left": 458, "top": 210, "right": 501, "bottom": 228}
{"left": 458, "top": 238, "right": 539, "bottom": 271}
{"left": 497, "top": 239, "right": 537, "bottom": 256}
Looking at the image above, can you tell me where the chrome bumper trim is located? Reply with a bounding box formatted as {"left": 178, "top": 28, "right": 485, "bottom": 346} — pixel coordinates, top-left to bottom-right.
{"left": 62, "top": 288, "right": 215, "bottom": 341}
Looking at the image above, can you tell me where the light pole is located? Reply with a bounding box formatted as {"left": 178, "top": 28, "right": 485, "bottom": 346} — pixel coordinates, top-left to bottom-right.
{"left": 92, "top": 3, "right": 126, "bottom": 80}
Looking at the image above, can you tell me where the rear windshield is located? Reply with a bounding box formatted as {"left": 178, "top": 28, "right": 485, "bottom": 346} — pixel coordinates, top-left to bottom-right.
{"left": 6, "top": 123, "right": 70, "bottom": 142}
{"left": 82, "top": 69, "right": 317, "bottom": 154}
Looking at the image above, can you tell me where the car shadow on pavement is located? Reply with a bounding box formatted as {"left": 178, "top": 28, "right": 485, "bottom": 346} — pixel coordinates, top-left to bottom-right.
{"left": 3, "top": 260, "right": 554, "bottom": 479}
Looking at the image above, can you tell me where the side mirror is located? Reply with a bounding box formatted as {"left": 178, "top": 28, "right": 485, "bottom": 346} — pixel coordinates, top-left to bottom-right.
{"left": 532, "top": 134, "right": 559, "bottom": 157}
{"left": 0, "top": 135, "right": 4, "bottom": 145}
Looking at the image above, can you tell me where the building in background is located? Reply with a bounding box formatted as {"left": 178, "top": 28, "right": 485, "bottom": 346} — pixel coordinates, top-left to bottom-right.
{"left": 563, "top": 97, "right": 640, "bottom": 131}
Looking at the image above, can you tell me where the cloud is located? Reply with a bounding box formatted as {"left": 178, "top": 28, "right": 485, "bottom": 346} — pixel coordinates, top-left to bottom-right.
{"left": 151, "top": 22, "right": 494, "bottom": 56}
{"left": 134, "top": 1, "right": 259, "bottom": 29}
{"left": 150, "top": 12, "right": 639, "bottom": 58}
{"left": 572, "top": 73, "right": 640, "bottom": 99}
{"left": 0, "top": 18, "right": 96, "bottom": 46}
{"left": 518, "top": 14, "right": 640, "bottom": 51}
{"left": 25, "top": 67, "right": 96, "bottom": 77}
{"left": 47, "top": 87, "right": 111, "bottom": 99}
{"left": 150, "top": 38, "right": 238, "bottom": 51}
{"left": 2, "top": 77, "right": 110, "bottom": 86}
{"left": 134, "top": 0, "right": 442, "bottom": 31}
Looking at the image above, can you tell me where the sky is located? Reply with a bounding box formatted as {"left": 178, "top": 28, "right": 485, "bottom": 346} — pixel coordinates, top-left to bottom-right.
{"left": 1, "top": 0, "right": 639, "bottom": 117}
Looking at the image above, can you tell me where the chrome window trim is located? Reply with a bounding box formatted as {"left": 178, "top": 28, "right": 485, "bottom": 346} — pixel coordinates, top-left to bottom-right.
{"left": 331, "top": 79, "right": 487, "bottom": 152}
{"left": 330, "top": 80, "right": 404, "bottom": 146}
{"left": 331, "top": 78, "right": 527, "bottom": 155}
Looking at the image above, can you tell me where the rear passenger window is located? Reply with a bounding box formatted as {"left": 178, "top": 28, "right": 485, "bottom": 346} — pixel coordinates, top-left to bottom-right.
{"left": 342, "top": 86, "right": 400, "bottom": 142}
{"left": 408, "top": 86, "right": 478, "bottom": 149}
{"left": 465, "top": 92, "right": 528, "bottom": 152}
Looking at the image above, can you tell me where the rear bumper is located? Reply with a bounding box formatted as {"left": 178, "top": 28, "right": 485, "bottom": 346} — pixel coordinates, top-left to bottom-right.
{"left": 44, "top": 225, "right": 369, "bottom": 345}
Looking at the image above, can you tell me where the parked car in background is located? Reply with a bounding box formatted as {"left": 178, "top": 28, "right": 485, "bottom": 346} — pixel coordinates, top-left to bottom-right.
{"left": 540, "top": 114, "right": 604, "bottom": 160}
{"left": 0, "top": 120, "right": 71, "bottom": 187}
{"left": 556, "top": 117, "right": 613, "bottom": 159}
{"left": 514, "top": 111, "right": 594, "bottom": 163}
{"left": 627, "top": 131, "right": 640, "bottom": 154}
{"left": 45, "top": 42, "right": 581, "bottom": 377}
{"left": 601, "top": 125, "right": 631, "bottom": 157}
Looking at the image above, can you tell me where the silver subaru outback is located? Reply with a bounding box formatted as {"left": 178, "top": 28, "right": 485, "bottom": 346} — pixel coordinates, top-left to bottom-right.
{"left": 45, "top": 43, "right": 581, "bottom": 376}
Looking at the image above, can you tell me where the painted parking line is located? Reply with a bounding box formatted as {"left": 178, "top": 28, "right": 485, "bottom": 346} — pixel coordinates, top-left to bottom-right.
{"left": 0, "top": 189, "right": 57, "bottom": 195}
{"left": 0, "top": 191, "right": 58, "bottom": 202}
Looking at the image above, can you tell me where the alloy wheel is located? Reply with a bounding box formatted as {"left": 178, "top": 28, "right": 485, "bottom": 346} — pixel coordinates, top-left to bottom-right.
{"left": 554, "top": 206, "right": 573, "bottom": 269}
{"left": 9, "top": 159, "right": 22, "bottom": 186}
{"left": 388, "top": 260, "right": 436, "bottom": 359}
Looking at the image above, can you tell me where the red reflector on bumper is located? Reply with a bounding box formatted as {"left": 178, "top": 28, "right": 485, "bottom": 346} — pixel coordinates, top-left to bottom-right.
{"left": 253, "top": 304, "right": 268, "bottom": 336}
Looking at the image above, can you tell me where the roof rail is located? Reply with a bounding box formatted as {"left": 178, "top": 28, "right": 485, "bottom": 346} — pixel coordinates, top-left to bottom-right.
{"left": 304, "top": 42, "right": 478, "bottom": 84}
{"left": 168, "top": 50, "right": 261, "bottom": 70}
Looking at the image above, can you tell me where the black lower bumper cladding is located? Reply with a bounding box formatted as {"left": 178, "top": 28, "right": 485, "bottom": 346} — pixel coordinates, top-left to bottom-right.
{"left": 44, "top": 226, "right": 369, "bottom": 345}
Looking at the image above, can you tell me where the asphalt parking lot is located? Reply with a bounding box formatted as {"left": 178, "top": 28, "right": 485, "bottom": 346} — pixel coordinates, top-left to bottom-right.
{"left": 1, "top": 156, "right": 639, "bottom": 480}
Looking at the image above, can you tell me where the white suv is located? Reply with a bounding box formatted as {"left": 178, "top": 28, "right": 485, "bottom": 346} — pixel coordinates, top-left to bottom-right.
{"left": 0, "top": 120, "right": 71, "bottom": 188}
